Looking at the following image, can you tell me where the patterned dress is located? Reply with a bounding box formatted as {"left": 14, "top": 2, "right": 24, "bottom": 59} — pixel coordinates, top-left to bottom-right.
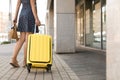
{"left": 17, "top": 0, "right": 35, "bottom": 33}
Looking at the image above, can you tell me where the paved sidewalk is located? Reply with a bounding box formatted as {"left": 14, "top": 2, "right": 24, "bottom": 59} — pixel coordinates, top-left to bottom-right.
{"left": 58, "top": 47, "right": 106, "bottom": 80}
{"left": 0, "top": 44, "right": 79, "bottom": 80}
{"left": 0, "top": 43, "right": 106, "bottom": 80}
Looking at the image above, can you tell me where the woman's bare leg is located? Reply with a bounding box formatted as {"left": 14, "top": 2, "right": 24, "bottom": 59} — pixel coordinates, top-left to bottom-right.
{"left": 10, "top": 32, "right": 26, "bottom": 67}
{"left": 23, "top": 32, "right": 32, "bottom": 66}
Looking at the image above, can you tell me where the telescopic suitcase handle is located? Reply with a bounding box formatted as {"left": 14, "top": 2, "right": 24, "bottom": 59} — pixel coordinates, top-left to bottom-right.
{"left": 34, "top": 24, "right": 46, "bottom": 34}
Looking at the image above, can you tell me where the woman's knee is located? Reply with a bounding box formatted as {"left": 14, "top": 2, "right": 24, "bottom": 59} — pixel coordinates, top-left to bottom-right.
{"left": 19, "top": 37, "right": 25, "bottom": 43}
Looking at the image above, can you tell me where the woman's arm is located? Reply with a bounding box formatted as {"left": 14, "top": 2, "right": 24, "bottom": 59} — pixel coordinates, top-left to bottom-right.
{"left": 30, "top": 0, "right": 41, "bottom": 26}
{"left": 13, "top": 0, "right": 21, "bottom": 24}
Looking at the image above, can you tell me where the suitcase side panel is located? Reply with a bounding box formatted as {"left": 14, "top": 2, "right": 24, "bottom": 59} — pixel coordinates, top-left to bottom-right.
{"left": 27, "top": 34, "right": 52, "bottom": 64}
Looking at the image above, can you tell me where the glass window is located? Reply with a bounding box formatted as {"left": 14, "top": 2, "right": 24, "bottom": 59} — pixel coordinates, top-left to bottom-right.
{"left": 102, "top": 5, "right": 106, "bottom": 49}
{"left": 80, "top": 5, "right": 85, "bottom": 45}
{"left": 92, "top": 2, "right": 102, "bottom": 49}
{"left": 85, "top": 9, "right": 94, "bottom": 47}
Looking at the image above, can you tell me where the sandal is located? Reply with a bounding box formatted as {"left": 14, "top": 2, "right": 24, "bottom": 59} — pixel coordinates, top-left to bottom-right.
{"left": 10, "top": 63, "right": 19, "bottom": 68}
{"left": 10, "top": 58, "right": 20, "bottom": 68}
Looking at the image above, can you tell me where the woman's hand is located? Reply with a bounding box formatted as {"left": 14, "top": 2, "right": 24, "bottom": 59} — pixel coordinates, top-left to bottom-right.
{"left": 35, "top": 19, "right": 41, "bottom": 26}
{"left": 13, "top": 18, "right": 17, "bottom": 26}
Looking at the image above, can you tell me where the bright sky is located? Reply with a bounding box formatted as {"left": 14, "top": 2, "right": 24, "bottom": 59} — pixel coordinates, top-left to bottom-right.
{"left": 0, "top": 0, "right": 47, "bottom": 24}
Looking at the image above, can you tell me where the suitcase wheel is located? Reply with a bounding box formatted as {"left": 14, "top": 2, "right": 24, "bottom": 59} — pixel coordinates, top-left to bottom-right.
{"left": 27, "top": 64, "right": 32, "bottom": 73}
{"left": 46, "top": 64, "right": 52, "bottom": 72}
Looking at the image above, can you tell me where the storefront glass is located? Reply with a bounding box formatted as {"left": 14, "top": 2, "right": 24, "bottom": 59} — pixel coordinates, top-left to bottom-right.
{"left": 80, "top": 5, "right": 85, "bottom": 45}
{"left": 77, "top": 0, "right": 106, "bottom": 50}
{"left": 92, "top": 2, "right": 102, "bottom": 49}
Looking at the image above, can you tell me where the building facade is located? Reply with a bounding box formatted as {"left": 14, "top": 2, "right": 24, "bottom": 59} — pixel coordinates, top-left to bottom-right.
{"left": 0, "top": 12, "right": 9, "bottom": 33}
{"left": 0, "top": 0, "right": 14, "bottom": 43}
{"left": 47, "top": 0, "right": 120, "bottom": 79}
{"left": 46, "top": 0, "right": 106, "bottom": 53}
{"left": 0, "top": 12, "right": 10, "bottom": 43}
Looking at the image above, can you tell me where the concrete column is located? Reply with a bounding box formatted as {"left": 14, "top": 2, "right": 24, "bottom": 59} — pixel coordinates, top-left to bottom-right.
{"left": 107, "top": 0, "right": 120, "bottom": 80}
{"left": 48, "top": 9, "right": 54, "bottom": 39}
{"left": 54, "top": 0, "right": 75, "bottom": 53}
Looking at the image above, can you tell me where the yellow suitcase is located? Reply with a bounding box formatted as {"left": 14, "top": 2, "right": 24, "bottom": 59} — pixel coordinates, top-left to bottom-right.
{"left": 26, "top": 34, "right": 52, "bottom": 72}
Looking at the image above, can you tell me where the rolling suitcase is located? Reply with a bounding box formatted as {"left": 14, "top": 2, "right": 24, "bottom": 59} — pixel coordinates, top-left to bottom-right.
{"left": 26, "top": 34, "right": 52, "bottom": 73}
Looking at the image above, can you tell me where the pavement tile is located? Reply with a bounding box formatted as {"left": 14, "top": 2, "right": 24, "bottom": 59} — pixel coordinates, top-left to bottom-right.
{"left": 0, "top": 43, "right": 105, "bottom": 80}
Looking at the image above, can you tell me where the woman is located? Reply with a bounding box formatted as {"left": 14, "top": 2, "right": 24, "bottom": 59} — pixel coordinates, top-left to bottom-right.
{"left": 10, "top": 0, "right": 41, "bottom": 67}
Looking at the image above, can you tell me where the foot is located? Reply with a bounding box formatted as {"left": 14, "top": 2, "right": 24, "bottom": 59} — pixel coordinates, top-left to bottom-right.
{"left": 23, "top": 59, "right": 26, "bottom": 68}
{"left": 10, "top": 63, "right": 19, "bottom": 68}
{"left": 10, "top": 59, "right": 19, "bottom": 68}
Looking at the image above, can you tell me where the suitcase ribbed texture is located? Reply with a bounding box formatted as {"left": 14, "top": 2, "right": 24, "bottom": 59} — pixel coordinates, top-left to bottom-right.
{"left": 27, "top": 34, "right": 52, "bottom": 67}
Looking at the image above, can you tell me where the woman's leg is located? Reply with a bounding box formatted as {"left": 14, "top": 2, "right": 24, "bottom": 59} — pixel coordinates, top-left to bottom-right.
{"left": 10, "top": 32, "right": 26, "bottom": 67}
{"left": 23, "top": 32, "right": 32, "bottom": 66}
